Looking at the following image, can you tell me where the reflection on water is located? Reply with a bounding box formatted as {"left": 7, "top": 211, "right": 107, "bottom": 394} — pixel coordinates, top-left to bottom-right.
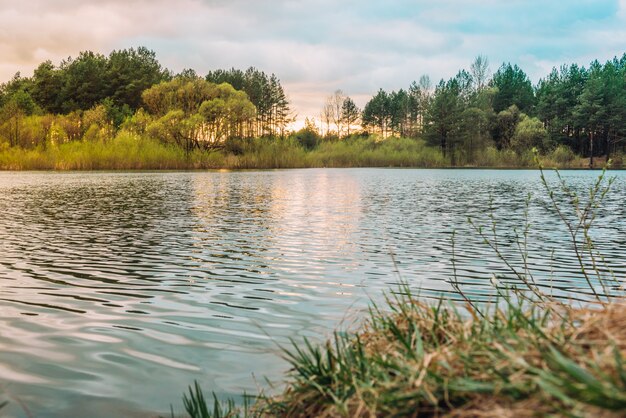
{"left": 0, "top": 168, "right": 624, "bottom": 416}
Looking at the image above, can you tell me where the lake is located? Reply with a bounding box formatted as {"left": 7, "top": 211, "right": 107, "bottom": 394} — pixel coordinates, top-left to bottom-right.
{"left": 0, "top": 168, "right": 624, "bottom": 416}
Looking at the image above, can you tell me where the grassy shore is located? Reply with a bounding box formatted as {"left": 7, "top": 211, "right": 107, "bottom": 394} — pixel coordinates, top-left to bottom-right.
{"left": 180, "top": 295, "right": 626, "bottom": 418}
{"left": 177, "top": 166, "right": 626, "bottom": 418}
{"left": 0, "top": 133, "right": 612, "bottom": 170}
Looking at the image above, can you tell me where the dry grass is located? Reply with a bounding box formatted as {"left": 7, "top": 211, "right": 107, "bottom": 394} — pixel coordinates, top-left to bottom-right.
{"left": 258, "top": 294, "right": 626, "bottom": 418}
{"left": 179, "top": 295, "right": 626, "bottom": 418}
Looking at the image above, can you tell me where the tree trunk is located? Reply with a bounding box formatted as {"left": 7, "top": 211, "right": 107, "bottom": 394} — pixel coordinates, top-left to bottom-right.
{"left": 14, "top": 115, "right": 19, "bottom": 148}
{"left": 589, "top": 130, "right": 594, "bottom": 169}
{"left": 450, "top": 145, "right": 456, "bottom": 166}
{"left": 441, "top": 132, "right": 447, "bottom": 158}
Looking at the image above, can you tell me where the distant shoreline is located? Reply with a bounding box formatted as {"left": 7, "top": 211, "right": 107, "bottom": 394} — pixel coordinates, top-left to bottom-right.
{"left": 0, "top": 135, "right": 617, "bottom": 171}
{"left": 0, "top": 166, "right": 620, "bottom": 172}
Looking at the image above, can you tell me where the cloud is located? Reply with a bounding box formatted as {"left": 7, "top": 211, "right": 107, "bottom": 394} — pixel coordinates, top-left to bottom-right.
{"left": 0, "top": 1, "right": 187, "bottom": 65}
{"left": 0, "top": 0, "right": 624, "bottom": 121}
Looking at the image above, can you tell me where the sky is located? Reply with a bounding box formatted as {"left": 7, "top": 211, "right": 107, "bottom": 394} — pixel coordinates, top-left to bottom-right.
{"left": 0, "top": 0, "right": 624, "bottom": 125}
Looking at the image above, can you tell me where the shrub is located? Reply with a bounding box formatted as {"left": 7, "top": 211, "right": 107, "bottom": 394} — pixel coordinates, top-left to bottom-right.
{"left": 550, "top": 144, "right": 576, "bottom": 165}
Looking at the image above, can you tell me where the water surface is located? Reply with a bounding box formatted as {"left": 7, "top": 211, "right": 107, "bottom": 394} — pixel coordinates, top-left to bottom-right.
{"left": 0, "top": 168, "right": 624, "bottom": 416}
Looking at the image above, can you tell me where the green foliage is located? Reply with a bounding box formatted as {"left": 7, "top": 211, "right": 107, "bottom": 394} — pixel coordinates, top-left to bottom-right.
{"left": 82, "top": 104, "right": 113, "bottom": 135}
{"left": 574, "top": 62, "right": 606, "bottom": 132}
{"left": 307, "top": 136, "right": 446, "bottom": 168}
{"left": 222, "top": 137, "right": 307, "bottom": 169}
{"left": 31, "top": 60, "right": 65, "bottom": 112}
{"left": 535, "top": 63, "right": 587, "bottom": 144}
{"left": 142, "top": 79, "right": 256, "bottom": 151}
{"left": 0, "top": 131, "right": 592, "bottom": 170}
{"left": 121, "top": 108, "right": 152, "bottom": 134}
{"left": 0, "top": 79, "right": 39, "bottom": 147}
{"left": 59, "top": 51, "right": 109, "bottom": 112}
{"left": 0, "top": 131, "right": 225, "bottom": 170}
{"left": 492, "top": 104, "right": 521, "bottom": 149}
{"left": 291, "top": 118, "right": 321, "bottom": 150}
{"left": 206, "top": 67, "right": 291, "bottom": 137}
{"left": 491, "top": 63, "right": 535, "bottom": 113}
{"left": 340, "top": 97, "right": 360, "bottom": 136}
{"left": 549, "top": 145, "right": 576, "bottom": 165}
{"left": 471, "top": 146, "right": 529, "bottom": 167}
{"left": 182, "top": 381, "right": 250, "bottom": 418}
{"left": 26, "top": 47, "right": 170, "bottom": 114}
{"left": 362, "top": 89, "right": 391, "bottom": 136}
{"left": 1, "top": 49, "right": 626, "bottom": 167}
{"left": 536, "top": 54, "right": 626, "bottom": 160}
{"left": 106, "top": 46, "right": 169, "bottom": 110}
{"left": 0, "top": 73, "right": 35, "bottom": 109}
{"left": 388, "top": 88, "right": 412, "bottom": 137}
{"left": 424, "top": 78, "right": 462, "bottom": 160}
{"left": 357, "top": 53, "right": 624, "bottom": 162}
{"left": 361, "top": 79, "right": 429, "bottom": 139}
{"left": 511, "top": 114, "right": 548, "bottom": 153}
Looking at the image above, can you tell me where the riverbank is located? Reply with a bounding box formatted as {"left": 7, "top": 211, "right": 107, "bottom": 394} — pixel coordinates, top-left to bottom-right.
{"left": 269, "top": 296, "right": 625, "bottom": 418}
{"left": 0, "top": 133, "right": 612, "bottom": 170}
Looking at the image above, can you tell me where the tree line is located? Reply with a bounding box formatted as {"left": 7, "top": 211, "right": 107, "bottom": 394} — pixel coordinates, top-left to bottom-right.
{"left": 0, "top": 47, "right": 292, "bottom": 150}
{"left": 320, "top": 54, "right": 626, "bottom": 166}
{"left": 1, "top": 46, "right": 624, "bottom": 166}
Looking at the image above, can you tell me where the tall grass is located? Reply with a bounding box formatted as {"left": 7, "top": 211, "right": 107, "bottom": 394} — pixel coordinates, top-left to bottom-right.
{"left": 0, "top": 134, "right": 601, "bottom": 170}
{"left": 0, "top": 132, "right": 229, "bottom": 170}
{"left": 225, "top": 137, "right": 309, "bottom": 169}
{"left": 177, "top": 164, "right": 626, "bottom": 417}
{"left": 265, "top": 291, "right": 626, "bottom": 417}
{"left": 305, "top": 137, "right": 446, "bottom": 168}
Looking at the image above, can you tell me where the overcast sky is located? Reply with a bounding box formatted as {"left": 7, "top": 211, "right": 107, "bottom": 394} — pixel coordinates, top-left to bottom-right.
{"left": 0, "top": 0, "right": 625, "bottom": 122}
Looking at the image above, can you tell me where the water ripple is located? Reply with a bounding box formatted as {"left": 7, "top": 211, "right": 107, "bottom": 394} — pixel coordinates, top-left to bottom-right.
{"left": 0, "top": 169, "right": 624, "bottom": 416}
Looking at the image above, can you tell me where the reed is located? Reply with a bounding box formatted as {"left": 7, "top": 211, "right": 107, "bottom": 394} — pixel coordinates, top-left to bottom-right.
{"left": 0, "top": 134, "right": 603, "bottom": 171}
{"left": 0, "top": 132, "right": 225, "bottom": 170}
